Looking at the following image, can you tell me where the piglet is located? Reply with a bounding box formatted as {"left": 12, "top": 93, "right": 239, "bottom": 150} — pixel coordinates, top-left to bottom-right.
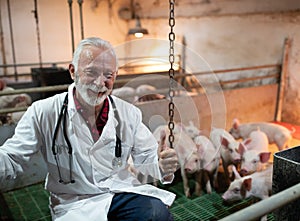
{"left": 112, "top": 86, "right": 136, "bottom": 103}
{"left": 194, "top": 135, "right": 221, "bottom": 194}
{"left": 222, "top": 165, "right": 273, "bottom": 221}
{"left": 238, "top": 129, "right": 271, "bottom": 176}
{"left": 135, "top": 84, "right": 165, "bottom": 102}
{"left": 178, "top": 121, "right": 201, "bottom": 140}
{"left": 152, "top": 124, "right": 200, "bottom": 197}
{"left": 229, "top": 118, "right": 294, "bottom": 150}
{"left": 209, "top": 127, "right": 242, "bottom": 185}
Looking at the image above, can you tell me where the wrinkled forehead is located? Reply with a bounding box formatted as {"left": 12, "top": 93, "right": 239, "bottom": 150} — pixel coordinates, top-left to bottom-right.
{"left": 79, "top": 46, "right": 117, "bottom": 70}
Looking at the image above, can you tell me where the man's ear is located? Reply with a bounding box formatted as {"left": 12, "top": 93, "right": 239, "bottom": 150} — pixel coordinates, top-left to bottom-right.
{"left": 114, "top": 70, "right": 118, "bottom": 80}
{"left": 69, "top": 64, "right": 75, "bottom": 80}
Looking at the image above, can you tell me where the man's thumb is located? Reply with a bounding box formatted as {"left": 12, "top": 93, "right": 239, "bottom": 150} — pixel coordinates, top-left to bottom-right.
{"left": 158, "top": 129, "right": 167, "bottom": 153}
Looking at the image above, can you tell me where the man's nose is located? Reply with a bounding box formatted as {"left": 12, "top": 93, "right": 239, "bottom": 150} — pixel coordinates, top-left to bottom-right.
{"left": 93, "top": 74, "right": 106, "bottom": 86}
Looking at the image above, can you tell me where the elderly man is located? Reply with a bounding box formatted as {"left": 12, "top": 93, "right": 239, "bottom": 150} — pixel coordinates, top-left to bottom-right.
{"left": 0, "top": 37, "right": 178, "bottom": 221}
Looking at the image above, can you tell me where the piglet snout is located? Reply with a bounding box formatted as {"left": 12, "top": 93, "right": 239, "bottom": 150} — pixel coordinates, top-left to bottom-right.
{"left": 221, "top": 197, "right": 232, "bottom": 206}
{"left": 240, "top": 169, "right": 248, "bottom": 176}
{"left": 185, "top": 168, "right": 192, "bottom": 174}
{"left": 233, "top": 159, "right": 241, "bottom": 164}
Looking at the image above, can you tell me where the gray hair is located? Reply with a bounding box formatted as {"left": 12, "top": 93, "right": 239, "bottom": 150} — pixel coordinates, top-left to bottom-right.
{"left": 71, "top": 37, "right": 118, "bottom": 72}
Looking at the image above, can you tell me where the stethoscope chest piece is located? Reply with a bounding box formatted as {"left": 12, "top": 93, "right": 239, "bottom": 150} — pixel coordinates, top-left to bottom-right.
{"left": 112, "top": 157, "right": 122, "bottom": 168}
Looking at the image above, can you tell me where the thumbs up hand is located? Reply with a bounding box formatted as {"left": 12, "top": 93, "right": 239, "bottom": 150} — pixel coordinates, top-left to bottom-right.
{"left": 158, "top": 129, "right": 179, "bottom": 181}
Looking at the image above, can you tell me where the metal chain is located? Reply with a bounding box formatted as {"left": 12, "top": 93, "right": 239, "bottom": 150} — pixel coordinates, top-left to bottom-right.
{"left": 168, "top": 0, "right": 175, "bottom": 149}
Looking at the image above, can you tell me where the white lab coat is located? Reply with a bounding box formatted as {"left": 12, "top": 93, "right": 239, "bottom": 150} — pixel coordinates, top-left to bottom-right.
{"left": 0, "top": 83, "right": 176, "bottom": 221}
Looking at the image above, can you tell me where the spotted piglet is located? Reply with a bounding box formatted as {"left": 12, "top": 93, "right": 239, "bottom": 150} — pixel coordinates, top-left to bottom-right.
{"left": 209, "top": 127, "right": 242, "bottom": 185}
{"left": 194, "top": 135, "right": 221, "bottom": 194}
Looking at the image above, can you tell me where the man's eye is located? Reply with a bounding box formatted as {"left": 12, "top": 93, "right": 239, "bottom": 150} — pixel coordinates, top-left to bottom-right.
{"left": 104, "top": 72, "right": 113, "bottom": 78}
{"left": 84, "top": 71, "right": 94, "bottom": 77}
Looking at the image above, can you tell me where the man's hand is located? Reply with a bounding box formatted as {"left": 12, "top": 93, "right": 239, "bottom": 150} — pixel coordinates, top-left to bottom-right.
{"left": 157, "top": 129, "right": 179, "bottom": 181}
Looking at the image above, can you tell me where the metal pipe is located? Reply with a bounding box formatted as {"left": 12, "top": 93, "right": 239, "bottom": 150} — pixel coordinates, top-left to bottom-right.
{"left": 219, "top": 182, "right": 300, "bottom": 221}
{"left": 32, "top": 0, "right": 42, "bottom": 68}
{"left": 0, "top": 62, "right": 279, "bottom": 72}
{"left": 0, "top": 4, "right": 8, "bottom": 75}
{"left": 77, "top": 0, "right": 84, "bottom": 39}
{"left": 208, "top": 64, "right": 281, "bottom": 75}
{"left": 2, "top": 72, "right": 278, "bottom": 88}
{"left": 68, "top": 0, "right": 75, "bottom": 54}
{"left": 7, "top": 0, "right": 18, "bottom": 81}
{"left": 0, "top": 84, "right": 69, "bottom": 96}
{"left": 0, "top": 71, "right": 278, "bottom": 98}
{"left": 179, "top": 36, "right": 186, "bottom": 87}
{"left": 0, "top": 60, "right": 70, "bottom": 68}
{"left": 0, "top": 86, "right": 176, "bottom": 114}
{"left": 0, "top": 106, "right": 27, "bottom": 114}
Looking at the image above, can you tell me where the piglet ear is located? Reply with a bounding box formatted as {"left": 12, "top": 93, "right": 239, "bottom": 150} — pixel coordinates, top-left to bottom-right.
{"left": 260, "top": 152, "right": 271, "bottom": 163}
{"left": 232, "top": 165, "right": 241, "bottom": 179}
{"left": 238, "top": 142, "right": 247, "bottom": 155}
{"left": 196, "top": 144, "right": 205, "bottom": 158}
{"left": 243, "top": 138, "right": 252, "bottom": 146}
{"left": 243, "top": 178, "right": 252, "bottom": 192}
{"left": 221, "top": 137, "right": 229, "bottom": 148}
{"left": 233, "top": 118, "right": 240, "bottom": 129}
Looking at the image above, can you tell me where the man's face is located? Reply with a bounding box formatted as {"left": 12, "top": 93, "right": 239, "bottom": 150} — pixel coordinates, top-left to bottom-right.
{"left": 74, "top": 46, "right": 117, "bottom": 107}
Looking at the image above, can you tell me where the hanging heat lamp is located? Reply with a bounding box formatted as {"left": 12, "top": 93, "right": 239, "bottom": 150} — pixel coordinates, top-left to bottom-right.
{"left": 127, "top": 0, "right": 148, "bottom": 38}
{"left": 128, "top": 15, "right": 148, "bottom": 38}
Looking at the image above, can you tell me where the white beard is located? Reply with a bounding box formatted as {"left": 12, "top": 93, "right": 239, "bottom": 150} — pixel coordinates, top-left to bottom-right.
{"left": 75, "top": 81, "right": 111, "bottom": 106}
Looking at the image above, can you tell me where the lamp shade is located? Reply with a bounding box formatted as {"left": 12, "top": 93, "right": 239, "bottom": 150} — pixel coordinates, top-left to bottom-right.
{"left": 128, "top": 17, "right": 148, "bottom": 38}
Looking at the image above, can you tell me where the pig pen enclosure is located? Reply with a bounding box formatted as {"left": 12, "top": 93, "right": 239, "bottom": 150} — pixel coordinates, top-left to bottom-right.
{"left": 1, "top": 40, "right": 300, "bottom": 221}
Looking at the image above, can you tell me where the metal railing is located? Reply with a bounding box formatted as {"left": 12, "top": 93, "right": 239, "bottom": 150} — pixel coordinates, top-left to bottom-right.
{"left": 220, "top": 182, "right": 300, "bottom": 221}
{"left": 0, "top": 64, "right": 280, "bottom": 114}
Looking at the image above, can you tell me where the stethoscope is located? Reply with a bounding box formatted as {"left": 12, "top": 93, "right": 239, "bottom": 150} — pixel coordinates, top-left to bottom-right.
{"left": 51, "top": 93, "right": 122, "bottom": 184}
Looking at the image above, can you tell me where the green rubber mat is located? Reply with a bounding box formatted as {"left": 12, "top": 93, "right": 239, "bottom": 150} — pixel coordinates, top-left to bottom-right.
{"left": 0, "top": 181, "right": 274, "bottom": 221}
{"left": 166, "top": 181, "right": 275, "bottom": 221}
{"left": 0, "top": 183, "right": 51, "bottom": 221}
